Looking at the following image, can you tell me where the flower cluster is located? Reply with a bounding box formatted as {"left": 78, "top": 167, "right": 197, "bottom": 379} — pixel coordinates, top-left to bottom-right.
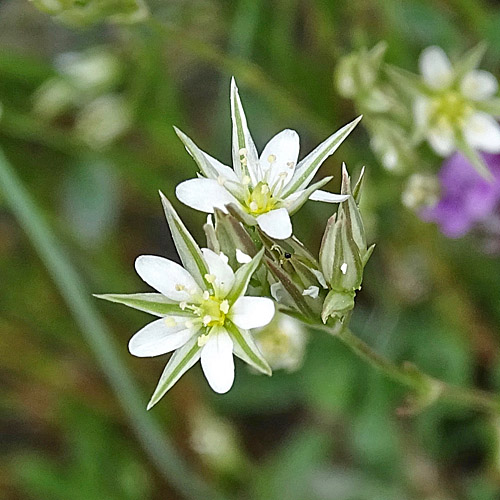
{"left": 97, "top": 80, "right": 369, "bottom": 407}
{"left": 336, "top": 42, "right": 500, "bottom": 245}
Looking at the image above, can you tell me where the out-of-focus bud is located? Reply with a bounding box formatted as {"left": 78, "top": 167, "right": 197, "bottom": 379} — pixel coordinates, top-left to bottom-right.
{"left": 189, "top": 407, "right": 243, "bottom": 475}
{"left": 402, "top": 173, "right": 440, "bottom": 210}
{"left": 254, "top": 313, "right": 308, "bottom": 372}
{"left": 319, "top": 165, "right": 374, "bottom": 323}
{"left": 75, "top": 94, "right": 132, "bottom": 149}
{"left": 32, "top": 78, "right": 78, "bottom": 119}
{"left": 29, "top": 0, "right": 149, "bottom": 27}
{"left": 56, "top": 49, "right": 122, "bottom": 93}
{"left": 335, "top": 42, "right": 387, "bottom": 100}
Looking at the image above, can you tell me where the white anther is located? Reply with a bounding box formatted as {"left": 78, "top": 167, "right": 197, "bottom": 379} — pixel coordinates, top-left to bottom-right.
{"left": 175, "top": 283, "right": 185, "bottom": 291}
{"left": 239, "top": 148, "right": 247, "bottom": 156}
{"left": 217, "top": 175, "right": 225, "bottom": 186}
{"left": 164, "top": 317, "right": 177, "bottom": 327}
{"left": 242, "top": 175, "right": 251, "bottom": 185}
{"left": 219, "top": 300, "right": 230, "bottom": 314}
{"left": 261, "top": 184, "right": 270, "bottom": 194}
{"left": 204, "top": 273, "right": 216, "bottom": 284}
{"left": 249, "top": 201, "right": 258, "bottom": 212}
{"left": 197, "top": 334, "right": 210, "bottom": 347}
{"left": 340, "top": 263, "right": 348, "bottom": 274}
{"left": 287, "top": 161, "right": 295, "bottom": 169}
{"left": 267, "top": 154, "right": 276, "bottom": 163}
{"left": 202, "top": 315, "right": 212, "bottom": 326}
{"left": 179, "top": 301, "right": 188, "bottom": 310}
{"left": 202, "top": 290, "right": 210, "bottom": 300}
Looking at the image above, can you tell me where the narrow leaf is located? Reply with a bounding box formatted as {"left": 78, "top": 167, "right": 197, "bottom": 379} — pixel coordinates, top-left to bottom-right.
{"left": 226, "top": 321, "right": 272, "bottom": 376}
{"left": 284, "top": 176, "right": 333, "bottom": 215}
{"left": 455, "top": 136, "right": 493, "bottom": 181}
{"left": 94, "top": 293, "right": 192, "bottom": 317}
{"left": 454, "top": 42, "right": 487, "bottom": 81}
{"left": 159, "top": 192, "right": 210, "bottom": 288}
{"left": 147, "top": 336, "right": 201, "bottom": 410}
{"left": 283, "top": 116, "right": 361, "bottom": 196}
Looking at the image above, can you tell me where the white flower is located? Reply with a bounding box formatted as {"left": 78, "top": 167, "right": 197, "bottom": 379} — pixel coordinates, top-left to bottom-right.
{"left": 175, "top": 78, "right": 360, "bottom": 240}
{"left": 415, "top": 46, "right": 500, "bottom": 157}
{"left": 254, "top": 314, "right": 308, "bottom": 372}
{"left": 96, "top": 194, "right": 274, "bottom": 407}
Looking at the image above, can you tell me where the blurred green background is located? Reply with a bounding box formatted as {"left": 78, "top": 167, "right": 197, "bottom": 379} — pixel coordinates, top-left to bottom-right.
{"left": 3, "top": 1, "right": 500, "bottom": 499}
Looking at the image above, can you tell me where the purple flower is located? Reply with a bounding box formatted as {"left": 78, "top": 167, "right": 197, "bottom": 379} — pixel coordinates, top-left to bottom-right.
{"left": 421, "top": 153, "right": 500, "bottom": 238}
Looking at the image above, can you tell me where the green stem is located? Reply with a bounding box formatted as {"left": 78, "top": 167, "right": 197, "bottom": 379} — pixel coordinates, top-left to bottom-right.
{"left": 0, "top": 149, "right": 226, "bottom": 500}
{"left": 315, "top": 321, "right": 500, "bottom": 414}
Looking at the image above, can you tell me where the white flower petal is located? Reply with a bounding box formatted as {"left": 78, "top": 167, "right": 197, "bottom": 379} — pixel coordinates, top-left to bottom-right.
{"left": 229, "top": 296, "right": 275, "bottom": 329}
{"left": 419, "top": 46, "right": 453, "bottom": 89}
{"left": 427, "top": 124, "right": 455, "bottom": 156}
{"left": 201, "top": 327, "right": 234, "bottom": 394}
{"left": 270, "top": 282, "right": 286, "bottom": 302}
{"left": 176, "top": 178, "right": 241, "bottom": 213}
{"left": 129, "top": 317, "right": 196, "bottom": 357}
{"left": 235, "top": 249, "right": 252, "bottom": 264}
{"left": 259, "top": 129, "right": 300, "bottom": 189}
{"left": 460, "top": 70, "right": 498, "bottom": 101}
{"left": 413, "top": 96, "right": 431, "bottom": 128}
{"left": 302, "top": 286, "right": 319, "bottom": 298}
{"left": 308, "top": 190, "right": 350, "bottom": 203}
{"left": 201, "top": 248, "right": 235, "bottom": 298}
{"left": 463, "top": 112, "right": 500, "bottom": 153}
{"left": 256, "top": 208, "right": 292, "bottom": 239}
{"left": 135, "top": 255, "right": 202, "bottom": 301}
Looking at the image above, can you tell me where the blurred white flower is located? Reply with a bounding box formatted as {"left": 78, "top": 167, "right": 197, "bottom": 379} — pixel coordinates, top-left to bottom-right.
{"left": 402, "top": 173, "right": 440, "bottom": 210}
{"left": 97, "top": 195, "right": 274, "bottom": 406}
{"left": 175, "top": 78, "right": 359, "bottom": 240}
{"left": 415, "top": 46, "right": 500, "bottom": 157}
{"left": 75, "top": 94, "right": 132, "bottom": 149}
{"left": 254, "top": 314, "right": 308, "bottom": 372}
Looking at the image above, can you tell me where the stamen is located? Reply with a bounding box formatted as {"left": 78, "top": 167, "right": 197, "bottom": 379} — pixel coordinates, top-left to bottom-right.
{"left": 204, "top": 273, "right": 216, "bottom": 284}
{"left": 179, "top": 301, "right": 188, "bottom": 310}
{"left": 261, "top": 184, "right": 270, "bottom": 194}
{"left": 202, "top": 290, "right": 210, "bottom": 300}
{"left": 239, "top": 147, "right": 247, "bottom": 156}
{"left": 249, "top": 201, "right": 258, "bottom": 212}
{"left": 267, "top": 154, "right": 276, "bottom": 163}
{"left": 202, "top": 315, "right": 212, "bottom": 326}
{"left": 287, "top": 161, "right": 295, "bottom": 169}
{"left": 175, "top": 283, "right": 185, "bottom": 291}
{"left": 197, "top": 334, "right": 210, "bottom": 347}
{"left": 217, "top": 175, "right": 225, "bottom": 186}
{"left": 219, "top": 300, "right": 230, "bottom": 314}
{"left": 242, "top": 175, "right": 251, "bottom": 185}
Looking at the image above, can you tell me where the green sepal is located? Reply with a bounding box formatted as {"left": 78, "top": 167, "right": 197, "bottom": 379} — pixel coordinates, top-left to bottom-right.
{"left": 147, "top": 336, "right": 201, "bottom": 410}
{"left": 384, "top": 64, "right": 429, "bottom": 98}
{"left": 282, "top": 116, "right": 362, "bottom": 196}
{"left": 321, "top": 289, "right": 356, "bottom": 324}
{"left": 454, "top": 42, "right": 487, "bottom": 81}
{"left": 94, "top": 293, "right": 192, "bottom": 317}
{"left": 476, "top": 97, "right": 500, "bottom": 117}
{"left": 285, "top": 176, "right": 333, "bottom": 215}
{"left": 352, "top": 166, "right": 366, "bottom": 204}
{"left": 263, "top": 256, "right": 315, "bottom": 318}
{"left": 455, "top": 135, "right": 493, "bottom": 181}
{"left": 319, "top": 214, "right": 337, "bottom": 285}
{"left": 226, "top": 247, "right": 265, "bottom": 303}
{"left": 225, "top": 321, "right": 272, "bottom": 376}
{"left": 159, "top": 192, "right": 210, "bottom": 289}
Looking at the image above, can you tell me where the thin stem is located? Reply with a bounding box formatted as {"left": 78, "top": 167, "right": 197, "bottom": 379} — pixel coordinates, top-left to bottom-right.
{"left": 314, "top": 321, "right": 500, "bottom": 414}
{"left": 0, "top": 149, "right": 226, "bottom": 500}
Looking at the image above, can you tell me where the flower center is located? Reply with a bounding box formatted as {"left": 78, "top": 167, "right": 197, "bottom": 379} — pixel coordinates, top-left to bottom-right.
{"left": 199, "top": 295, "right": 229, "bottom": 327}
{"left": 245, "top": 181, "right": 277, "bottom": 215}
{"left": 430, "top": 91, "right": 472, "bottom": 129}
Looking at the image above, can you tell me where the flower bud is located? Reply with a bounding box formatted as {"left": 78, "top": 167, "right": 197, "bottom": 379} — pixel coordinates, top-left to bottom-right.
{"left": 402, "top": 173, "right": 440, "bottom": 210}
{"left": 321, "top": 289, "right": 356, "bottom": 323}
